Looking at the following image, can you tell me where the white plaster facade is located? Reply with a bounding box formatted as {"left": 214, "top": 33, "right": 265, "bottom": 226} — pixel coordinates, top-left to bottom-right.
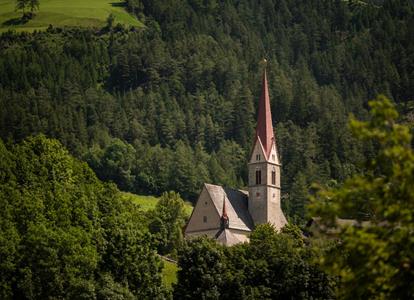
{"left": 248, "top": 138, "right": 287, "bottom": 230}
{"left": 185, "top": 184, "right": 253, "bottom": 245}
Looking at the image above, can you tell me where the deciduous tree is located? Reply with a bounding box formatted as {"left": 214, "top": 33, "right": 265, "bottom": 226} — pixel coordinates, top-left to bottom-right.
{"left": 310, "top": 95, "right": 414, "bottom": 299}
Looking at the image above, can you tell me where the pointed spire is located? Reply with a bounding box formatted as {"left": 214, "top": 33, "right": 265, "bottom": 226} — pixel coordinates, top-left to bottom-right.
{"left": 255, "top": 59, "right": 275, "bottom": 159}
{"left": 222, "top": 195, "right": 228, "bottom": 220}
{"left": 221, "top": 195, "right": 229, "bottom": 229}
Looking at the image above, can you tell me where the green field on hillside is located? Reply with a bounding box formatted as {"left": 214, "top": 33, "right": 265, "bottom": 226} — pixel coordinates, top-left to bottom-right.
{"left": 121, "top": 192, "right": 194, "bottom": 215}
{"left": 121, "top": 192, "right": 160, "bottom": 211}
{"left": 162, "top": 260, "right": 178, "bottom": 289}
{"left": 0, "top": 0, "right": 142, "bottom": 32}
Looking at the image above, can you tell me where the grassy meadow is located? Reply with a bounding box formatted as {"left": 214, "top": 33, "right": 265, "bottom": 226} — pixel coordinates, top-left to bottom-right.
{"left": 0, "top": 0, "right": 142, "bottom": 32}
{"left": 121, "top": 192, "right": 194, "bottom": 216}
{"left": 162, "top": 260, "right": 179, "bottom": 289}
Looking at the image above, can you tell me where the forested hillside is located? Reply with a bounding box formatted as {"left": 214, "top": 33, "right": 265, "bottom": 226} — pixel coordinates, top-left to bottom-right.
{"left": 1, "top": 0, "right": 413, "bottom": 222}
{"left": 0, "top": 135, "right": 169, "bottom": 299}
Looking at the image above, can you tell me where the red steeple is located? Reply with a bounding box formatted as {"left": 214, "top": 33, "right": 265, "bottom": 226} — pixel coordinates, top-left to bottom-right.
{"left": 222, "top": 196, "right": 228, "bottom": 220}
{"left": 221, "top": 195, "right": 229, "bottom": 229}
{"left": 255, "top": 65, "right": 275, "bottom": 159}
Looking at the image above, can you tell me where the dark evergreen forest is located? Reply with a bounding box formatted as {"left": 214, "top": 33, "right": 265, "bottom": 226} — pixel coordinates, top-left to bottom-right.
{"left": 1, "top": 0, "right": 413, "bottom": 222}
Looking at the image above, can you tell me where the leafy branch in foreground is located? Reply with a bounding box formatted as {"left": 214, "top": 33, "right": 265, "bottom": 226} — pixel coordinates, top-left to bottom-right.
{"left": 174, "top": 224, "right": 335, "bottom": 299}
{"left": 309, "top": 95, "right": 414, "bottom": 299}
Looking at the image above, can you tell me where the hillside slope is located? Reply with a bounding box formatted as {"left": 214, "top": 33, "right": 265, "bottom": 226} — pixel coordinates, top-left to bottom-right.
{"left": 0, "top": 0, "right": 142, "bottom": 32}
{"left": 0, "top": 0, "right": 413, "bottom": 222}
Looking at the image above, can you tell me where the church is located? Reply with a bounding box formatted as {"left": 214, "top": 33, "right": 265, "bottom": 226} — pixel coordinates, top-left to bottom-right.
{"left": 184, "top": 66, "right": 287, "bottom": 246}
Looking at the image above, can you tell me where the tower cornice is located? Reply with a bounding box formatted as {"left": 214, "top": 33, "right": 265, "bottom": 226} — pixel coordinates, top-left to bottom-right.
{"left": 248, "top": 161, "right": 282, "bottom": 167}
{"left": 248, "top": 185, "right": 281, "bottom": 189}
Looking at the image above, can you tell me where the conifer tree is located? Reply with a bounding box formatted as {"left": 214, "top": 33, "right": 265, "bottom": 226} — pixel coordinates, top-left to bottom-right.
{"left": 15, "top": 0, "right": 27, "bottom": 16}
{"left": 28, "top": 0, "right": 39, "bottom": 13}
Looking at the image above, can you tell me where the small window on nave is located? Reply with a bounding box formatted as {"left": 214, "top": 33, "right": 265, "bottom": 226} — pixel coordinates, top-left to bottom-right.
{"left": 203, "top": 216, "right": 207, "bottom": 223}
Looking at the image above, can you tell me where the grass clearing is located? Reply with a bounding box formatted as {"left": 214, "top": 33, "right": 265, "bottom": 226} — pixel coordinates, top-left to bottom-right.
{"left": 121, "top": 192, "right": 160, "bottom": 211}
{"left": 0, "top": 0, "right": 142, "bottom": 32}
{"left": 162, "top": 260, "right": 178, "bottom": 289}
{"left": 121, "top": 192, "right": 194, "bottom": 215}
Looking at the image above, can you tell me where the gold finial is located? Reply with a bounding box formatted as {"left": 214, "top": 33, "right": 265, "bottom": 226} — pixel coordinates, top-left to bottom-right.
{"left": 260, "top": 58, "right": 268, "bottom": 70}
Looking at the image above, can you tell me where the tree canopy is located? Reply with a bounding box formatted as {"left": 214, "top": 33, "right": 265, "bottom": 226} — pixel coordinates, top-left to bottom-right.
{"left": 149, "top": 191, "right": 188, "bottom": 257}
{"left": 310, "top": 95, "right": 414, "bottom": 299}
{"left": 0, "top": 135, "right": 168, "bottom": 299}
{"left": 174, "top": 224, "right": 335, "bottom": 299}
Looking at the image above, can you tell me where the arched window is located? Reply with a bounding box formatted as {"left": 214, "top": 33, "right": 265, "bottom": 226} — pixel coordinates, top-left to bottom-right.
{"left": 271, "top": 170, "right": 276, "bottom": 185}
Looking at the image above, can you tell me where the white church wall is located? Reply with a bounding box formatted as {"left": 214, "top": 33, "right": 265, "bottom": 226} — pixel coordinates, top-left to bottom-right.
{"left": 185, "top": 186, "right": 220, "bottom": 234}
{"left": 229, "top": 229, "right": 250, "bottom": 243}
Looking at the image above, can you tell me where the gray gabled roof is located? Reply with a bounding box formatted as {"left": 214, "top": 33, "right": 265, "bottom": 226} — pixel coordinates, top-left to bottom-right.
{"left": 215, "top": 228, "right": 243, "bottom": 246}
{"left": 204, "top": 183, "right": 254, "bottom": 232}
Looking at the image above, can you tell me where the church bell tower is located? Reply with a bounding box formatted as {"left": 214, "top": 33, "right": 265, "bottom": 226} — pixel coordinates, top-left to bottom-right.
{"left": 248, "top": 63, "right": 287, "bottom": 230}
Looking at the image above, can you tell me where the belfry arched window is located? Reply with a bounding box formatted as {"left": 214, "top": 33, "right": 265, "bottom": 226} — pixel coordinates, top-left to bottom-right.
{"left": 271, "top": 169, "right": 276, "bottom": 185}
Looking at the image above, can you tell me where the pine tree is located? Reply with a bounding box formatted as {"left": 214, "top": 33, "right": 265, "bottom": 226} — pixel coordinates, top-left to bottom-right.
{"left": 15, "top": 0, "right": 27, "bottom": 16}
{"left": 28, "top": 0, "right": 39, "bottom": 13}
